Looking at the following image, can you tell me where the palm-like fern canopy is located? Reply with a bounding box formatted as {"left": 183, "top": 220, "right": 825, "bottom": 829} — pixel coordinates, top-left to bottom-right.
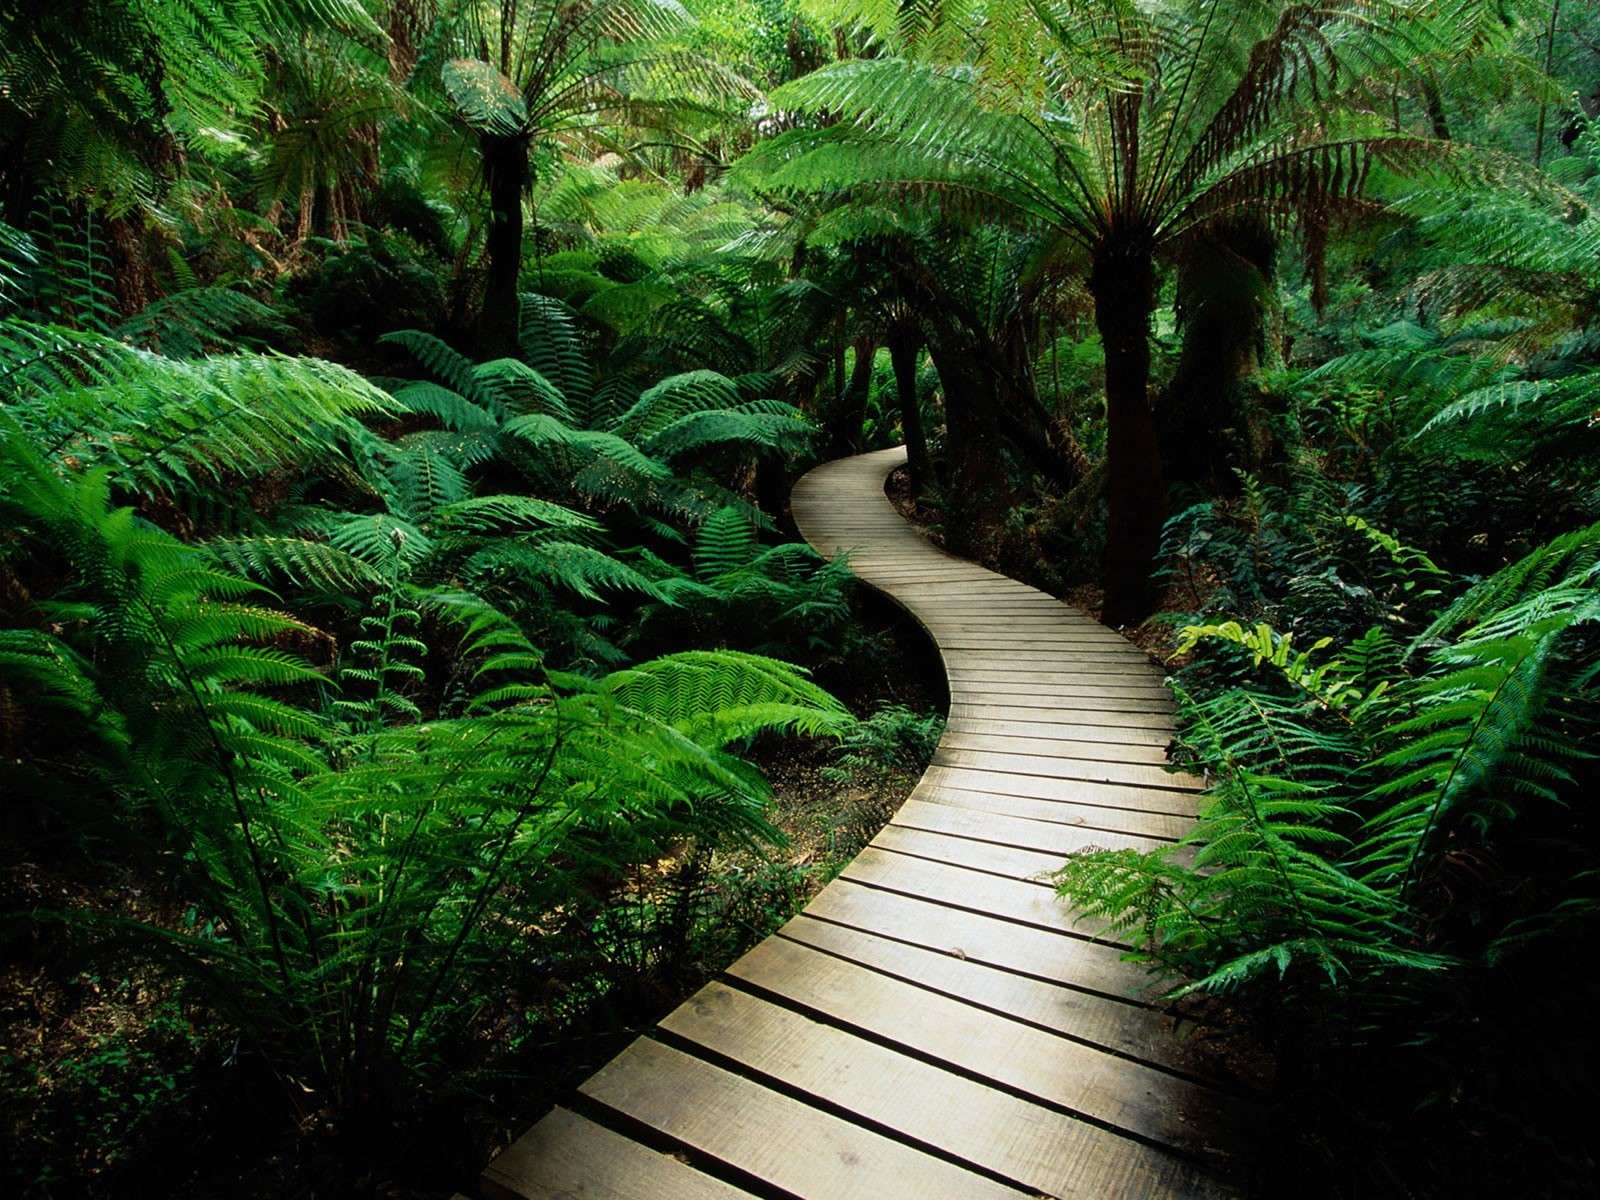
{"left": 744, "top": 0, "right": 1483, "bottom": 618}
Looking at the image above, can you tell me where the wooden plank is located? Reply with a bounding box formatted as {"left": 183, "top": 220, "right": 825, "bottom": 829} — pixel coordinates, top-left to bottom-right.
{"left": 855, "top": 567, "right": 999, "bottom": 581}
{"left": 946, "top": 675, "right": 1172, "bottom": 702}
{"left": 581, "top": 1038, "right": 1027, "bottom": 1200}
{"left": 948, "top": 699, "right": 1178, "bottom": 730}
{"left": 802, "top": 878, "right": 1165, "bottom": 1002}
{"left": 924, "top": 764, "right": 1199, "bottom": 816}
{"left": 872, "top": 822, "right": 1071, "bottom": 881}
{"left": 945, "top": 716, "right": 1172, "bottom": 747}
{"left": 840, "top": 846, "right": 1122, "bottom": 944}
{"left": 941, "top": 663, "right": 1166, "bottom": 685}
{"left": 483, "top": 1107, "right": 753, "bottom": 1200}
{"left": 912, "top": 783, "right": 1193, "bottom": 840}
{"left": 916, "top": 621, "right": 1107, "bottom": 636}
{"left": 933, "top": 748, "right": 1201, "bottom": 792}
{"left": 841, "top": 844, "right": 1142, "bottom": 952}
{"left": 892, "top": 797, "right": 1173, "bottom": 855}
{"left": 940, "top": 653, "right": 1166, "bottom": 678}
{"left": 869, "top": 827, "right": 1143, "bottom": 945}
{"left": 777, "top": 917, "right": 1222, "bottom": 1079}
{"left": 944, "top": 691, "right": 1176, "bottom": 715}
{"left": 723, "top": 939, "right": 1237, "bottom": 1154}
{"left": 934, "top": 633, "right": 1147, "bottom": 646}
{"left": 662, "top": 981, "right": 1235, "bottom": 1199}
{"left": 944, "top": 694, "right": 1176, "bottom": 718}
{"left": 939, "top": 729, "right": 1174, "bottom": 765}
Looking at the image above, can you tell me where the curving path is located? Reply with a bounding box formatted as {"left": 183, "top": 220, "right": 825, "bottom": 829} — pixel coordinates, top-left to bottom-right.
{"left": 481, "top": 447, "right": 1254, "bottom": 1200}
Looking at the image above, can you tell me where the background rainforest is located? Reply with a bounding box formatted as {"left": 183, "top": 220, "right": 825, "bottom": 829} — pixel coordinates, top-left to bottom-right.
{"left": 0, "top": 0, "right": 1596, "bottom": 1196}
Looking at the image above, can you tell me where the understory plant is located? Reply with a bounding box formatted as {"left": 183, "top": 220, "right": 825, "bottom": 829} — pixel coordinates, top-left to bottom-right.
{"left": 1054, "top": 524, "right": 1600, "bottom": 1189}
{"left": 0, "top": 308, "right": 853, "bottom": 1120}
{"left": 1058, "top": 522, "right": 1600, "bottom": 988}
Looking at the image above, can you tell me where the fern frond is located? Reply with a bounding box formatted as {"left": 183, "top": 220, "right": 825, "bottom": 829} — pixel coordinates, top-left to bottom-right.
{"left": 207, "top": 537, "right": 386, "bottom": 592}
{"left": 389, "top": 381, "right": 500, "bottom": 433}
{"left": 464, "top": 540, "right": 664, "bottom": 602}
{"left": 1361, "top": 628, "right": 1570, "bottom": 891}
{"left": 115, "top": 287, "right": 286, "bottom": 356}
{"left": 692, "top": 505, "right": 758, "bottom": 581}
{"left": 434, "top": 495, "right": 600, "bottom": 536}
{"left": 380, "top": 329, "right": 502, "bottom": 415}
{"left": 502, "top": 412, "right": 672, "bottom": 481}
{"left": 1415, "top": 521, "right": 1600, "bottom": 651}
{"left": 601, "top": 650, "right": 852, "bottom": 746}
{"left": 473, "top": 358, "right": 574, "bottom": 420}
{"left": 518, "top": 292, "right": 594, "bottom": 417}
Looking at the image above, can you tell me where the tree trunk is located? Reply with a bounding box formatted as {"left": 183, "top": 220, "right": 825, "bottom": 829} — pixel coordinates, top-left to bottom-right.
{"left": 993, "top": 347, "right": 1091, "bottom": 493}
{"left": 1159, "top": 225, "right": 1275, "bottom": 489}
{"left": 1089, "top": 244, "right": 1165, "bottom": 626}
{"left": 886, "top": 320, "right": 929, "bottom": 495}
{"left": 829, "top": 334, "right": 876, "bottom": 457}
{"left": 478, "top": 132, "right": 528, "bottom": 360}
{"left": 927, "top": 337, "right": 1009, "bottom": 556}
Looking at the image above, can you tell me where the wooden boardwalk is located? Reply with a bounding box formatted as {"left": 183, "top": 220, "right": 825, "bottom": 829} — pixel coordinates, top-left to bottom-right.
{"left": 483, "top": 447, "right": 1254, "bottom": 1200}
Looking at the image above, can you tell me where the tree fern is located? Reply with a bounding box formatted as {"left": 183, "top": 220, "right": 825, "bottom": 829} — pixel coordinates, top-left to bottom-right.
{"left": 1, "top": 318, "right": 394, "bottom": 494}
{"left": 519, "top": 292, "right": 595, "bottom": 417}
{"left": 596, "top": 649, "right": 853, "bottom": 747}
{"left": 692, "top": 504, "right": 760, "bottom": 581}
{"left": 114, "top": 286, "right": 287, "bottom": 356}
{"left": 1359, "top": 626, "right": 1576, "bottom": 897}
{"left": 1059, "top": 531, "right": 1599, "bottom": 1007}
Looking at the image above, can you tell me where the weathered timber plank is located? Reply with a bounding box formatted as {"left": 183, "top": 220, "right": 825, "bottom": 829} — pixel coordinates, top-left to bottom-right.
{"left": 923, "top": 764, "right": 1200, "bottom": 815}
{"left": 839, "top": 846, "right": 1126, "bottom": 945}
{"left": 945, "top": 669, "right": 1172, "bottom": 695}
{"left": 803, "top": 878, "right": 1164, "bottom": 1002}
{"left": 662, "top": 981, "right": 1237, "bottom": 1199}
{"left": 944, "top": 717, "right": 1172, "bottom": 747}
{"left": 912, "top": 783, "right": 1193, "bottom": 840}
{"left": 777, "top": 917, "right": 1219, "bottom": 1079}
{"left": 947, "top": 699, "right": 1179, "bottom": 729}
{"left": 892, "top": 796, "right": 1174, "bottom": 853}
{"left": 722, "top": 938, "right": 1237, "bottom": 1155}
{"left": 872, "top": 822, "right": 1072, "bottom": 881}
{"left": 933, "top": 747, "right": 1201, "bottom": 791}
{"left": 940, "top": 653, "right": 1167, "bottom": 679}
{"left": 580, "top": 1038, "right": 1027, "bottom": 1199}
{"left": 483, "top": 1107, "right": 752, "bottom": 1200}
{"left": 938, "top": 729, "right": 1174, "bottom": 765}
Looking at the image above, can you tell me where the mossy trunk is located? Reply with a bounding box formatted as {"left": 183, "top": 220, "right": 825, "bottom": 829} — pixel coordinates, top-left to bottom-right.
{"left": 478, "top": 132, "right": 527, "bottom": 360}
{"left": 887, "top": 320, "right": 929, "bottom": 495}
{"left": 828, "top": 334, "right": 876, "bottom": 457}
{"left": 1089, "top": 243, "right": 1165, "bottom": 626}
{"left": 927, "top": 338, "right": 1010, "bottom": 556}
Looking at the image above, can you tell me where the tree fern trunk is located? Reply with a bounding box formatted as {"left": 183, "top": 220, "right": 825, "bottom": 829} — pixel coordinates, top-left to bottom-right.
{"left": 1090, "top": 242, "right": 1165, "bottom": 625}
{"left": 1159, "top": 225, "right": 1274, "bottom": 490}
{"left": 479, "top": 132, "right": 527, "bottom": 360}
{"left": 829, "top": 334, "right": 876, "bottom": 457}
{"left": 887, "top": 320, "right": 929, "bottom": 494}
{"left": 927, "top": 334, "right": 1009, "bottom": 556}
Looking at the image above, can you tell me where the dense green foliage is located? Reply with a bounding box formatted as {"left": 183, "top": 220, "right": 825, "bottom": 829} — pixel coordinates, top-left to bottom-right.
{"left": 3, "top": 0, "right": 1599, "bottom": 1196}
